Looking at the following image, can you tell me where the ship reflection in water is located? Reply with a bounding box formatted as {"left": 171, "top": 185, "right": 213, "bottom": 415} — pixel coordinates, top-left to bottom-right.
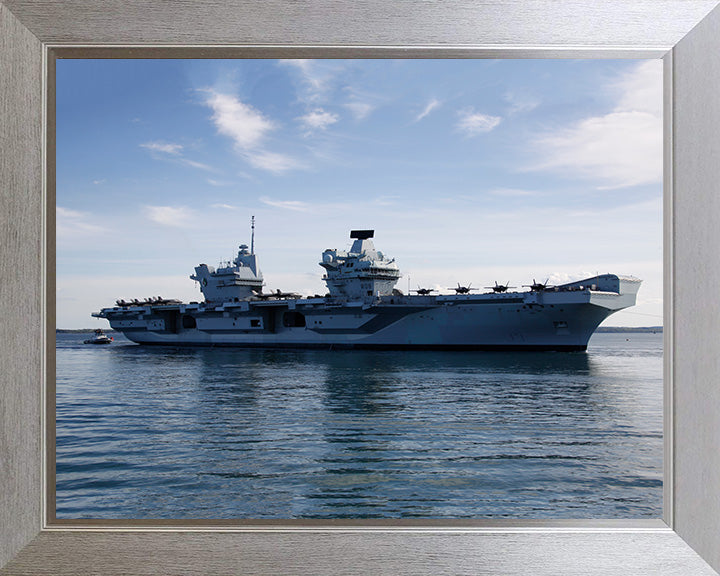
{"left": 55, "top": 331, "right": 662, "bottom": 519}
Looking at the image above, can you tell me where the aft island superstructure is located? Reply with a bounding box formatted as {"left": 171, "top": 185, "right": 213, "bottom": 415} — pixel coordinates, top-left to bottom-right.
{"left": 94, "top": 227, "right": 641, "bottom": 351}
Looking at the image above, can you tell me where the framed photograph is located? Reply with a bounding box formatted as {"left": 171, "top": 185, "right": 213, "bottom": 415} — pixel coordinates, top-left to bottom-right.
{"left": 2, "top": 1, "right": 720, "bottom": 574}
{"left": 52, "top": 56, "right": 664, "bottom": 523}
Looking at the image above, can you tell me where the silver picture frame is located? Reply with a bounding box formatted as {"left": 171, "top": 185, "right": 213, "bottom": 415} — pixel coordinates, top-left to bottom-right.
{"left": 2, "top": 1, "right": 720, "bottom": 574}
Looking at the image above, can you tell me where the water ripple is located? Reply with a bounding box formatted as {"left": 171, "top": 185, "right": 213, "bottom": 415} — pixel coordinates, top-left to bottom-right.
{"left": 55, "top": 331, "right": 663, "bottom": 519}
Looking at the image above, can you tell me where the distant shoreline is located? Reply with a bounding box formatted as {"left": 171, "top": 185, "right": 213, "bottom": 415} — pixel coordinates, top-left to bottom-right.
{"left": 595, "top": 326, "right": 662, "bottom": 333}
{"left": 57, "top": 328, "right": 120, "bottom": 333}
{"left": 57, "top": 326, "right": 664, "bottom": 334}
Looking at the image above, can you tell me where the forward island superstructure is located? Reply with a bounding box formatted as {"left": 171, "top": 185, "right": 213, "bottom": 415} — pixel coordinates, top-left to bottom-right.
{"left": 94, "top": 226, "right": 641, "bottom": 351}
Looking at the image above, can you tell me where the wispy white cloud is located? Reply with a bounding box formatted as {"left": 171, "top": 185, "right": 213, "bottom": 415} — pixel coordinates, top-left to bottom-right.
{"left": 415, "top": 98, "right": 441, "bottom": 122}
{"left": 58, "top": 207, "right": 85, "bottom": 219}
{"left": 281, "top": 59, "right": 377, "bottom": 126}
{"left": 203, "top": 89, "right": 303, "bottom": 173}
{"left": 260, "top": 196, "right": 311, "bottom": 212}
{"left": 140, "top": 141, "right": 183, "bottom": 155}
{"left": 247, "top": 151, "right": 301, "bottom": 173}
{"left": 144, "top": 205, "right": 195, "bottom": 227}
{"left": 299, "top": 108, "right": 339, "bottom": 132}
{"left": 528, "top": 60, "right": 663, "bottom": 189}
{"left": 371, "top": 195, "right": 401, "bottom": 207}
{"left": 57, "top": 206, "right": 106, "bottom": 240}
{"left": 613, "top": 60, "right": 663, "bottom": 114}
{"left": 55, "top": 206, "right": 105, "bottom": 228}
{"left": 345, "top": 100, "right": 374, "bottom": 121}
{"left": 279, "top": 59, "right": 324, "bottom": 98}
{"left": 140, "top": 140, "right": 214, "bottom": 172}
{"left": 180, "top": 159, "right": 213, "bottom": 171}
{"left": 211, "top": 203, "right": 238, "bottom": 210}
{"left": 205, "top": 91, "right": 274, "bottom": 150}
{"left": 504, "top": 92, "right": 539, "bottom": 115}
{"left": 488, "top": 188, "right": 539, "bottom": 197}
{"left": 92, "top": 179, "right": 106, "bottom": 185}
{"left": 279, "top": 59, "right": 313, "bottom": 74}
{"left": 278, "top": 59, "right": 341, "bottom": 105}
{"left": 207, "top": 179, "right": 231, "bottom": 187}
{"left": 456, "top": 109, "right": 502, "bottom": 136}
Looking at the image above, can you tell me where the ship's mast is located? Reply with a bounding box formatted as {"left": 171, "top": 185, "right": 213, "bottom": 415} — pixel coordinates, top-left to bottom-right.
{"left": 251, "top": 215, "right": 255, "bottom": 255}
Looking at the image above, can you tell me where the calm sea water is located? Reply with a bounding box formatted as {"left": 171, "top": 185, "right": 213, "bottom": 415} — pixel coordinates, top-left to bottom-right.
{"left": 55, "top": 331, "right": 662, "bottom": 519}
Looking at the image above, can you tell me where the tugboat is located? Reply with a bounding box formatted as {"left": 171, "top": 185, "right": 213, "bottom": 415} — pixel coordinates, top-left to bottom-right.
{"left": 84, "top": 329, "right": 113, "bottom": 345}
{"left": 93, "top": 220, "right": 641, "bottom": 351}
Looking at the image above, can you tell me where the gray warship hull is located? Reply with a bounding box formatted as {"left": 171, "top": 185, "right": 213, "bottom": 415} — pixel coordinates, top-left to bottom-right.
{"left": 96, "top": 275, "right": 641, "bottom": 351}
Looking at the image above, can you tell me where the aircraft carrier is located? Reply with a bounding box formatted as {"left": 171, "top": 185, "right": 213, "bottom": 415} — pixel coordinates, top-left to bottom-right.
{"left": 94, "top": 223, "right": 641, "bottom": 351}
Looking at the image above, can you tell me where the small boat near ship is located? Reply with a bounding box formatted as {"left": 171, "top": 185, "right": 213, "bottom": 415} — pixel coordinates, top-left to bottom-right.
{"left": 84, "top": 329, "right": 113, "bottom": 345}
{"left": 93, "top": 222, "right": 641, "bottom": 351}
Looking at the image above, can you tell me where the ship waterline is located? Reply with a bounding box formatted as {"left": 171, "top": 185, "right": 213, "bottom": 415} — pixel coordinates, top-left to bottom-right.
{"left": 94, "top": 228, "right": 641, "bottom": 351}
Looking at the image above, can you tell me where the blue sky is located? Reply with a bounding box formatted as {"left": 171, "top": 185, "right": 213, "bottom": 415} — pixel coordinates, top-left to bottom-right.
{"left": 57, "top": 59, "right": 663, "bottom": 329}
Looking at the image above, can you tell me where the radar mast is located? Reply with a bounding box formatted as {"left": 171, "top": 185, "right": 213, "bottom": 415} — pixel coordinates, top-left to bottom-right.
{"left": 251, "top": 215, "right": 255, "bottom": 255}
